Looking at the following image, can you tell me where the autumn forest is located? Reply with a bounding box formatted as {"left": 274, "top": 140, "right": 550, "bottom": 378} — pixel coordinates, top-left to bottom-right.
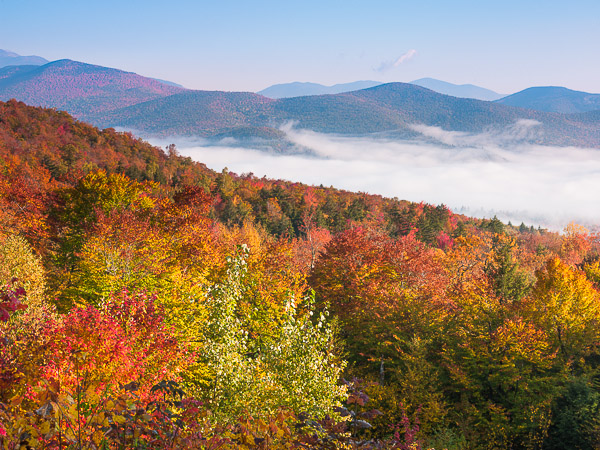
{"left": 3, "top": 99, "right": 600, "bottom": 449}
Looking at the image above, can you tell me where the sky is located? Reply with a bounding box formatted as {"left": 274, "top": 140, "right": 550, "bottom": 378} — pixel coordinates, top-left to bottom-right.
{"left": 2, "top": 0, "right": 600, "bottom": 94}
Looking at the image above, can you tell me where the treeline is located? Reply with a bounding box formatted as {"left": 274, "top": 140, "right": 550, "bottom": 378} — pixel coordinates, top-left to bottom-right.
{"left": 2, "top": 100, "right": 599, "bottom": 449}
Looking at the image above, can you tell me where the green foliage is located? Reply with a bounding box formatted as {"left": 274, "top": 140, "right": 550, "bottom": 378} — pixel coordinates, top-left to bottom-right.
{"left": 486, "top": 236, "right": 532, "bottom": 303}
{"left": 388, "top": 202, "right": 454, "bottom": 246}
{"left": 52, "top": 171, "right": 162, "bottom": 308}
{"left": 485, "top": 216, "right": 505, "bottom": 234}
{"left": 199, "top": 245, "right": 347, "bottom": 421}
{"left": 544, "top": 376, "right": 600, "bottom": 450}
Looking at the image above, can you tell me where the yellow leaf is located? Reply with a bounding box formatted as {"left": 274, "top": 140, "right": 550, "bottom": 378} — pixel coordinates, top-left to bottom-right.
{"left": 39, "top": 421, "right": 51, "bottom": 435}
{"left": 9, "top": 395, "right": 23, "bottom": 407}
{"left": 113, "top": 415, "right": 126, "bottom": 425}
{"left": 92, "top": 430, "right": 104, "bottom": 445}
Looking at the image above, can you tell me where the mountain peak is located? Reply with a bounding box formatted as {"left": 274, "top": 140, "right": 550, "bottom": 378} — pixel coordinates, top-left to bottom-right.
{"left": 0, "top": 58, "right": 186, "bottom": 118}
{"left": 495, "top": 86, "right": 600, "bottom": 113}
{"left": 409, "top": 78, "right": 505, "bottom": 101}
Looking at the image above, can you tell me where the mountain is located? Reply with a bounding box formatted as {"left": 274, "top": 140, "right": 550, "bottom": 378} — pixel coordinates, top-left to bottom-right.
{"left": 0, "top": 59, "right": 186, "bottom": 117}
{"left": 151, "top": 78, "right": 185, "bottom": 88}
{"left": 1, "top": 57, "right": 599, "bottom": 148}
{"left": 495, "top": 86, "right": 600, "bottom": 114}
{"left": 0, "top": 49, "right": 48, "bottom": 68}
{"left": 275, "top": 83, "right": 598, "bottom": 144}
{"left": 93, "top": 82, "right": 600, "bottom": 147}
{"left": 258, "top": 80, "right": 382, "bottom": 98}
{"left": 410, "top": 78, "right": 505, "bottom": 101}
{"left": 261, "top": 78, "right": 504, "bottom": 101}
{"left": 93, "top": 90, "right": 278, "bottom": 137}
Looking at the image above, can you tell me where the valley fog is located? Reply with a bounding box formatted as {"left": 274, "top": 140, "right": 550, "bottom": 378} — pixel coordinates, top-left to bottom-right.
{"left": 151, "top": 124, "right": 600, "bottom": 231}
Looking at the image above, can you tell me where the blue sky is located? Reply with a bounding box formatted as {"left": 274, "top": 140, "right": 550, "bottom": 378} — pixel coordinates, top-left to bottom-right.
{"left": 2, "top": 0, "right": 599, "bottom": 94}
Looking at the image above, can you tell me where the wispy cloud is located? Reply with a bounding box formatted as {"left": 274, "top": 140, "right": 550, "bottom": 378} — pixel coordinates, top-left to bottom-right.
{"left": 376, "top": 49, "right": 417, "bottom": 72}
{"left": 150, "top": 122, "right": 600, "bottom": 231}
{"left": 408, "top": 119, "right": 542, "bottom": 148}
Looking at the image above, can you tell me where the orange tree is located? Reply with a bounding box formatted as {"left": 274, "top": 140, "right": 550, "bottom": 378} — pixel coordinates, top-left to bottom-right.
{"left": 309, "top": 224, "right": 450, "bottom": 437}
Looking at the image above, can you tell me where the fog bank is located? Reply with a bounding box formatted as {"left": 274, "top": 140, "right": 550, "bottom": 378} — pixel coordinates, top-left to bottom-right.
{"left": 150, "top": 124, "right": 600, "bottom": 230}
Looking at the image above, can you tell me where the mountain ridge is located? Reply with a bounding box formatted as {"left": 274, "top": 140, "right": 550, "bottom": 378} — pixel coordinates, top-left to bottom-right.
{"left": 259, "top": 78, "right": 505, "bottom": 101}
{"left": 1, "top": 58, "right": 599, "bottom": 148}
{"left": 495, "top": 86, "right": 600, "bottom": 114}
{"left": 258, "top": 80, "right": 383, "bottom": 98}
{"left": 93, "top": 82, "right": 600, "bottom": 148}
{"left": 410, "top": 77, "right": 505, "bottom": 101}
{"left": 0, "top": 49, "right": 49, "bottom": 68}
{"left": 0, "top": 59, "right": 186, "bottom": 116}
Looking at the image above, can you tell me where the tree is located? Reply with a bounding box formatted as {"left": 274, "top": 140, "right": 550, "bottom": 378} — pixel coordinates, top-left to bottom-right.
{"left": 529, "top": 258, "right": 600, "bottom": 361}
{"left": 198, "top": 246, "right": 346, "bottom": 420}
{"left": 485, "top": 235, "right": 532, "bottom": 304}
{"left": 0, "top": 234, "right": 46, "bottom": 309}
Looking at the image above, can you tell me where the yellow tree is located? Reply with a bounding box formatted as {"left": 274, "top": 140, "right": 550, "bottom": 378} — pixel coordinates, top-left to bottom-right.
{"left": 528, "top": 257, "right": 600, "bottom": 361}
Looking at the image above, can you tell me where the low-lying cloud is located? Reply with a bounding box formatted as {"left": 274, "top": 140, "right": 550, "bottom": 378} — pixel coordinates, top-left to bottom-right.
{"left": 150, "top": 123, "right": 600, "bottom": 231}
{"left": 408, "top": 119, "right": 543, "bottom": 147}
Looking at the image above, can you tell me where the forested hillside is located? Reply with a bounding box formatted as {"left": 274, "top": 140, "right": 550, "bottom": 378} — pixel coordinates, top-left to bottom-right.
{"left": 94, "top": 82, "right": 600, "bottom": 148}
{"left": 0, "top": 60, "right": 184, "bottom": 117}
{"left": 2, "top": 100, "right": 600, "bottom": 449}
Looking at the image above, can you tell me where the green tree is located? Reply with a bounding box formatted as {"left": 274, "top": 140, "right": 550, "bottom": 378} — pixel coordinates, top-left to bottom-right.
{"left": 486, "top": 236, "right": 532, "bottom": 304}
{"left": 544, "top": 377, "right": 600, "bottom": 450}
{"left": 199, "top": 245, "right": 347, "bottom": 420}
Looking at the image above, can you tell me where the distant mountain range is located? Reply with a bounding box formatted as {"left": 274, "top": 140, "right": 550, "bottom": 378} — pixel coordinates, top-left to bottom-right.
{"left": 1, "top": 57, "right": 600, "bottom": 148}
{"left": 0, "top": 49, "right": 48, "bottom": 68}
{"left": 258, "top": 78, "right": 505, "bottom": 101}
{"left": 90, "top": 83, "right": 600, "bottom": 148}
{"left": 495, "top": 86, "right": 600, "bottom": 114}
{"left": 410, "top": 78, "right": 505, "bottom": 101}
{"left": 258, "top": 81, "right": 383, "bottom": 98}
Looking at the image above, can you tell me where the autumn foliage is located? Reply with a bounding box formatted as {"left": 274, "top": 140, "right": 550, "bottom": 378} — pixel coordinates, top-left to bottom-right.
{"left": 2, "top": 101, "right": 600, "bottom": 448}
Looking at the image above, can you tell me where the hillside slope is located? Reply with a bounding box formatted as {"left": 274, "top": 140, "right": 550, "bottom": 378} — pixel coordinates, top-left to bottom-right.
{"left": 495, "top": 86, "right": 600, "bottom": 114}
{"left": 94, "top": 90, "right": 279, "bottom": 137}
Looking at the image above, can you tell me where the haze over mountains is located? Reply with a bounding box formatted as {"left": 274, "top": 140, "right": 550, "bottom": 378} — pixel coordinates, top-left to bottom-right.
{"left": 258, "top": 81, "right": 383, "bottom": 98}
{"left": 1, "top": 53, "right": 600, "bottom": 149}
{"left": 259, "top": 78, "right": 505, "bottom": 101}
{"left": 0, "top": 49, "right": 48, "bottom": 68}
{"left": 410, "top": 78, "right": 505, "bottom": 101}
